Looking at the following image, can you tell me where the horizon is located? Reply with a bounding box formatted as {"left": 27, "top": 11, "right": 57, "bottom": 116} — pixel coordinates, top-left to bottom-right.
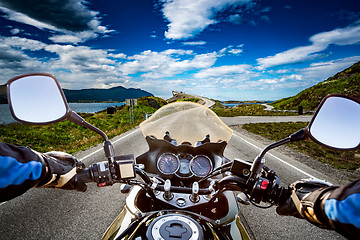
{"left": 0, "top": 0, "right": 359, "bottom": 101}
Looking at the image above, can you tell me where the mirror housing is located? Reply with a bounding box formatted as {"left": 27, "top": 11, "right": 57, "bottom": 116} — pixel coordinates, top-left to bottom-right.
{"left": 7, "top": 72, "right": 119, "bottom": 167}
{"left": 7, "top": 73, "right": 69, "bottom": 125}
{"left": 307, "top": 94, "right": 360, "bottom": 150}
{"left": 6, "top": 73, "right": 109, "bottom": 141}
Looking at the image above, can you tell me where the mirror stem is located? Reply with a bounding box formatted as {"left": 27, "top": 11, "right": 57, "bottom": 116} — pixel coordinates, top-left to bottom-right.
{"left": 67, "top": 111, "right": 116, "bottom": 164}
{"left": 67, "top": 110, "right": 109, "bottom": 142}
{"left": 248, "top": 129, "right": 307, "bottom": 184}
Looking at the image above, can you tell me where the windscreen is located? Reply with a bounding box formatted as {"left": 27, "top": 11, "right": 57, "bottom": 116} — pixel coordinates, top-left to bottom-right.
{"left": 140, "top": 102, "right": 233, "bottom": 145}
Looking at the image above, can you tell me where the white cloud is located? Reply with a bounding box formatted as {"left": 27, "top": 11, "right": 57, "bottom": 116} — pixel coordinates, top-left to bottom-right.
{"left": 219, "top": 44, "right": 244, "bottom": 55}
{"left": 195, "top": 64, "right": 251, "bottom": 79}
{"left": 121, "top": 49, "right": 217, "bottom": 79}
{"left": 161, "top": 0, "right": 251, "bottom": 40}
{"left": 298, "top": 56, "right": 360, "bottom": 82}
{"left": 309, "top": 25, "right": 360, "bottom": 46}
{"left": 2, "top": 36, "right": 46, "bottom": 51}
{"left": 182, "top": 41, "right": 207, "bottom": 46}
{"left": 257, "top": 24, "right": 360, "bottom": 69}
{"left": 49, "top": 35, "right": 84, "bottom": 44}
{"left": 9, "top": 28, "right": 20, "bottom": 35}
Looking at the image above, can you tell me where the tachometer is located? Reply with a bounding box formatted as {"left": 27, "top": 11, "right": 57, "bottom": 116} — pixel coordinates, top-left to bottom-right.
{"left": 157, "top": 153, "right": 180, "bottom": 175}
{"left": 190, "top": 155, "right": 212, "bottom": 177}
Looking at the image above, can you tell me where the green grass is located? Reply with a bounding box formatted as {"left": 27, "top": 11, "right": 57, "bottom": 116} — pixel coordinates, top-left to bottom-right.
{"left": 212, "top": 104, "right": 300, "bottom": 117}
{"left": 175, "top": 97, "right": 201, "bottom": 103}
{"left": 0, "top": 104, "right": 158, "bottom": 154}
{"left": 242, "top": 122, "right": 360, "bottom": 171}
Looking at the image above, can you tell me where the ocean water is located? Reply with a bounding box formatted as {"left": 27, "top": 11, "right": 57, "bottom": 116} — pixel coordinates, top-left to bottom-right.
{"left": 0, "top": 102, "right": 125, "bottom": 124}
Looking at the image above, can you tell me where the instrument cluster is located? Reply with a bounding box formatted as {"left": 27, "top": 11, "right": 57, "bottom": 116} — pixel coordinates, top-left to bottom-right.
{"left": 157, "top": 153, "right": 213, "bottom": 178}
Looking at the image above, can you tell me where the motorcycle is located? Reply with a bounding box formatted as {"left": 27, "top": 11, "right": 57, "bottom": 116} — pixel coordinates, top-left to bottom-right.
{"left": 6, "top": 73, "right": 360, "bottom": 240}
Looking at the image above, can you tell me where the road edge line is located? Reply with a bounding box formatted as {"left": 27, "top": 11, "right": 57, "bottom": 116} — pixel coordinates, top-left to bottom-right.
{"left": 233, "top": 133, "right": 316, "bottom": 179}
{"left": 79, "top": 128, "right": 140, "bottom": 161}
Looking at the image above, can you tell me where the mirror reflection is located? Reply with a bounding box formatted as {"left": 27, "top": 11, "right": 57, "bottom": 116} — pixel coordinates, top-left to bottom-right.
{"left": 8, "top": 74, "right": 68, "bottom": 124}
{"left": 309, "top": 96, "right": 360, "bottom": 150}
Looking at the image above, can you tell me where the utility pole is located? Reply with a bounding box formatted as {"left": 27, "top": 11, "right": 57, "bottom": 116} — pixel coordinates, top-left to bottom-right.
{"left": 126, "top": 99, "right": 137, "bottom": 124}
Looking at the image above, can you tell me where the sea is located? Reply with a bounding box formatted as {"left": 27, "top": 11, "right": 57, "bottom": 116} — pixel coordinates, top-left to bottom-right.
{"left": 0, "top": 102, "right": 125, "bottom": 125}
{"left": 221, "top": 101, "right": 273, "bottom": 108}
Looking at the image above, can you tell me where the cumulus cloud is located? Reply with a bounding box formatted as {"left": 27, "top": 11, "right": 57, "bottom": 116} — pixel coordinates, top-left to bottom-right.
{"left": 0, "top": 0, "right": 113, "bottom": 43}
{"left": 160, "top": 0, "right": 252, "bottom": 40}
{"left": 120, "top": 49, "right": 217, "bottom": 78}
{"left": 257, "top": 24, "right": 360, "bottom": 69}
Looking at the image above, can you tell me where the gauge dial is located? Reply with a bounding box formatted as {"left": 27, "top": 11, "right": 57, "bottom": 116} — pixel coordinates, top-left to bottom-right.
{"left": 157, "top": 153, "right": 179, "bottom": 175}
{"left": 190, "top": 155, "right": 212, "bottom": 177}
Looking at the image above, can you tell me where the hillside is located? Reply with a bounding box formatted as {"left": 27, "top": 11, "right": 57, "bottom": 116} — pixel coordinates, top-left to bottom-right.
{"left": 0, "top": 84, "right": 153, "bottom": 104}
{"left": 272, "top": 61, "right": 360, "bottom": 110}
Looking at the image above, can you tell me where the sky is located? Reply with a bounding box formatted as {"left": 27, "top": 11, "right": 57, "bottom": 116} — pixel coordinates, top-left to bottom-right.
{"left": 0, "top": 0, "right": 359, "bottom": 101}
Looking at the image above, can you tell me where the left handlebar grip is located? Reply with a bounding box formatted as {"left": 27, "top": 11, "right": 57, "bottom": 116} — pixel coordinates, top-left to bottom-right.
{"left": 76, "top": 168, "right": 93, "bottom": 183}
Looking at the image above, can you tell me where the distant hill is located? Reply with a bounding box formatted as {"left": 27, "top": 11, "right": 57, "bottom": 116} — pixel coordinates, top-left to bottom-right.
{"left": 0, "top": 84, "right": 153, "bottom": 104}
{"left": 272, "top": 61, "right": 360, "bottom": 110}
{"left": 63, "top": 86, "right": 153, "bottom": 102}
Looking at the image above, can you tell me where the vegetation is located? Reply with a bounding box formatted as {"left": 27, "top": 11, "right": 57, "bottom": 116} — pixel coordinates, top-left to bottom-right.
{"left": 242, "top": 122, "right": 360, "bottom": 171}
{"left": 137, "top": 96, "right": 167, "bottom": 109}
{"left": 175, "top": 97, "right": 201, "bottom": 103}
{"left": 272, "top": 61, "right": 360, "bottom": 110}
{"left": 212, "top": 103, "right": 298, "bottom": 117}
{"left": 0, "top": 97, "right": 161, "bottom": 154}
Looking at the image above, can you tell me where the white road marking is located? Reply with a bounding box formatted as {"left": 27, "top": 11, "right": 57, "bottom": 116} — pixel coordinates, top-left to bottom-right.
{"left": 79, "top": 128, "right": 140, "bottom": 161}
{"left": 233, "top": 133, "right": 317, "bottom": 179}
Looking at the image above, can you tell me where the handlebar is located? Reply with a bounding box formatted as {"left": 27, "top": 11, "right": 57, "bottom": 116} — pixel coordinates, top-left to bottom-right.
{"left": 76, "top": 159, "right": 290, "bottom": 206}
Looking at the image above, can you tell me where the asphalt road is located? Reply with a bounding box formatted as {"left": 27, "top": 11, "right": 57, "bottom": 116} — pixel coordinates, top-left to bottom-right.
{"left": 0, "top": 115, "right": 346, "bottom": 239}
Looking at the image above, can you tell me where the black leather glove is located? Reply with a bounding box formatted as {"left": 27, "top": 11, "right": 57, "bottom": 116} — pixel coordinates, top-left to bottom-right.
{"left": 36, "top": 151, "right": 87, "bottom": 192}
{"left": 276, "top": 179, "right": 335, "bottom": 228}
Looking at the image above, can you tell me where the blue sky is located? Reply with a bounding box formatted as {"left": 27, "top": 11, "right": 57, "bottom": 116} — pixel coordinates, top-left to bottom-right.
{"left": 0, "top": 0, "right": 359, "bottom": 100}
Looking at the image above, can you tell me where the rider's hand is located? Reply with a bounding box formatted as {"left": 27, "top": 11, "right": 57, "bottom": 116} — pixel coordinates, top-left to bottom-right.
{"left": 276, "top": 179, "right": 335, "bottom": 228}
{"left": 36, "top": 151, "right": 87, "bottom": 192}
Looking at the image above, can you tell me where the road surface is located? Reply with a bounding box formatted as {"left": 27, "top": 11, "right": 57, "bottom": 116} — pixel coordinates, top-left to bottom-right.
{"left": 0, "top": 114, "right": 346, "bottom": 239}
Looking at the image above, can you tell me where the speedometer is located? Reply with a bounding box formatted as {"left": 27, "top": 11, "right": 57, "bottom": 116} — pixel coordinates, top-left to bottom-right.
{"left": 157, "top": 153, "right": 180, "bottom": 175}
{"left": 190, "top": 155, "right": 212, "bottom": 177}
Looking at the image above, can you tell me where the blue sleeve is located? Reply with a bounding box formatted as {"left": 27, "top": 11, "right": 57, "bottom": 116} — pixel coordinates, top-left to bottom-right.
{"left": 0, "top": 142, "right": 46, "bottom": 202}
{"left": 0, "top": 156, "right": 43, "bottom": 188}
{"left": 323, "top": 180, "right": 360, "bottom": 239}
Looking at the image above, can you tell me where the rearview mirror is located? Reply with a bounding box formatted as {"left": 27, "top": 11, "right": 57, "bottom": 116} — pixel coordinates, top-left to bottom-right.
{"left": 307, "top": 94, "right": 360, "bottom": 150}
{"left": 7, "top": 73, "right": 69, "bottom": 124}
